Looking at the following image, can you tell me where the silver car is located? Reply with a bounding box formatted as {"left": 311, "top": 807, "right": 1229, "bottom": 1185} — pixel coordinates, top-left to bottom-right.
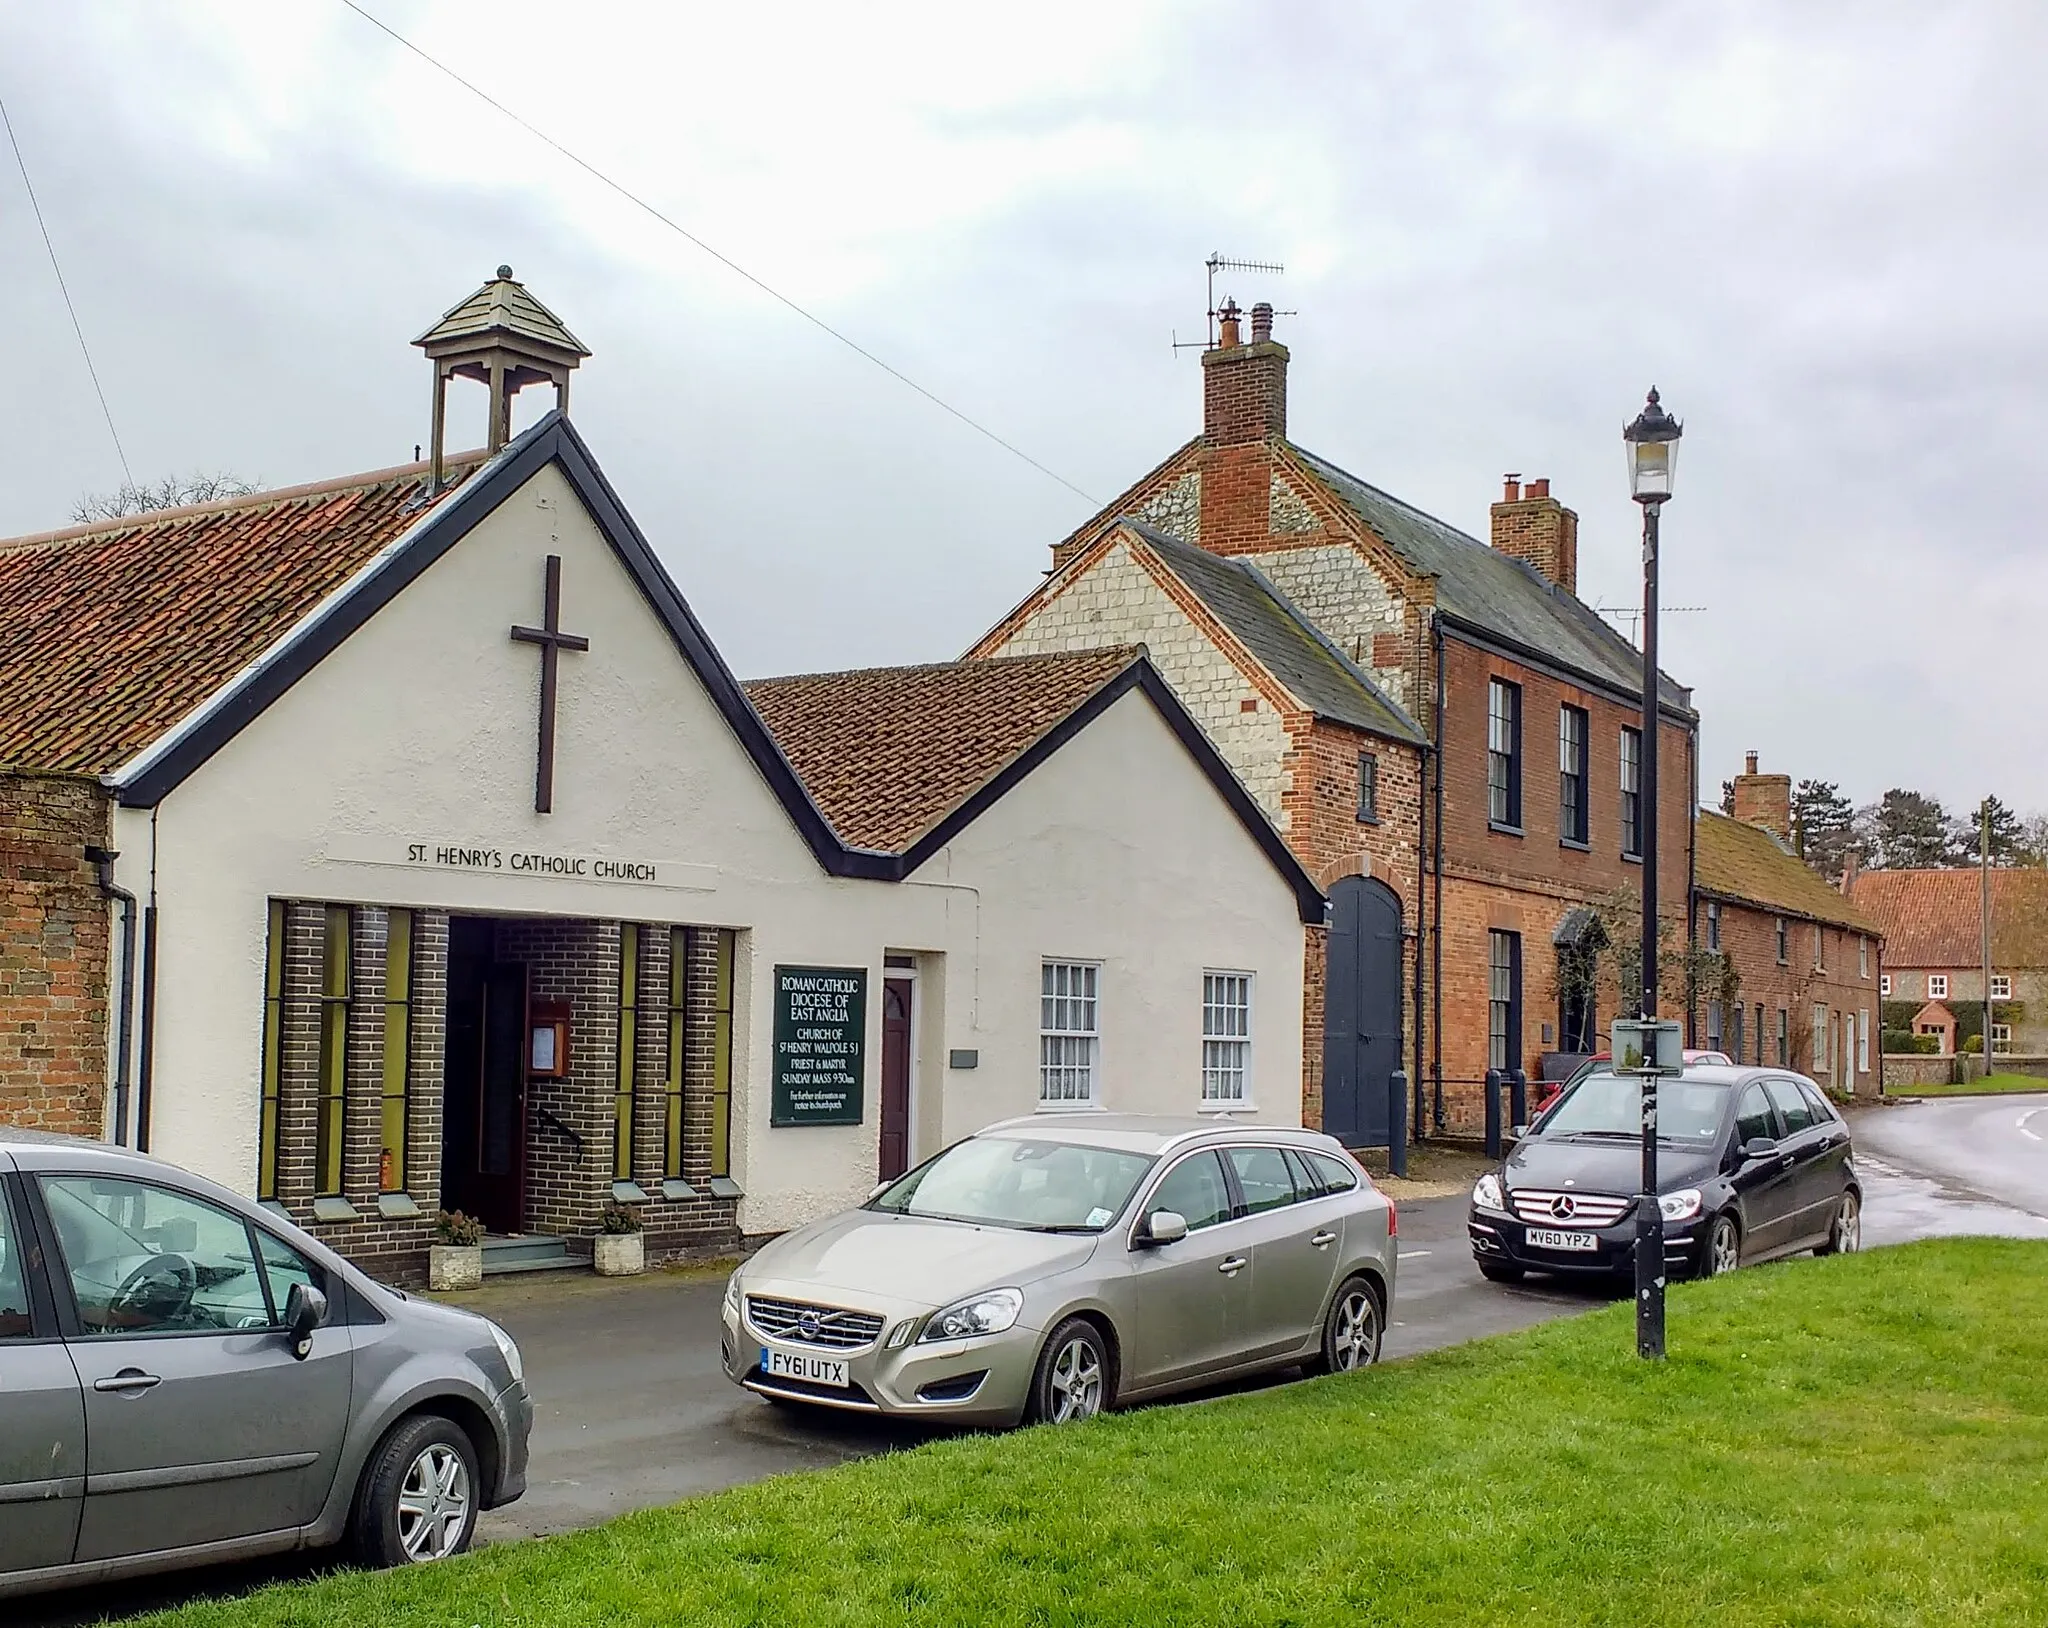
{"left": 0, "top": 1130, "right": 531, "bottom": 1600}
{"left": 722, "top": 1115, "right": 1397, "bottom": 1427}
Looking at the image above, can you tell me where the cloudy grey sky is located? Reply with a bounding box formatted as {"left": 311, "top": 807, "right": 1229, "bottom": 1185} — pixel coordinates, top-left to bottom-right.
{"left": 5, "top": 1, "right": 2042, "bottom": 814}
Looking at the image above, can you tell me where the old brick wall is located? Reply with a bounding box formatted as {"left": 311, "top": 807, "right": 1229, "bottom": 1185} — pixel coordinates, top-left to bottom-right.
{"left": 0, "top": 772, "right": 112, "bottom": 1135}
{"left": 1712, "top": 901, "right": 1878, "bottom": 1091}
{"left": 1246, "top": 543, "right": 1422, "bottom": 717}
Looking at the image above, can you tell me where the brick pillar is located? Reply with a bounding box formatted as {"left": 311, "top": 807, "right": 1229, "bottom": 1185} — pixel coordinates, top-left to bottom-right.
{"left": 406, "top": 912, "right": 449, "bottom": 1209}
{"left": 680, "top": 927, "right": 725, "bottom": 1187}
{"left": 342, "top": 907, "right": 387, "bottom": 1209}
{"left": 1301, "top": 924, "right": 1327, "bottom": 1130}
{"left": 632, "top": 924, "right": 672, "bottom": 1190}
{"left": 275, "top": 902, "right": 325, "bottom": 1218}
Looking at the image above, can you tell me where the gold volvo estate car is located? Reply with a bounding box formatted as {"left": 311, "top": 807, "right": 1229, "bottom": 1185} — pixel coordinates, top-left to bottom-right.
{"left": 722, "top": 1114, "right": 1398, "bottom": 1427}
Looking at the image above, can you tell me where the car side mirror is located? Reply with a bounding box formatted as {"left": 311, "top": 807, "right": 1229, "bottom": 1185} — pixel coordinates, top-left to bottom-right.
{"left": 1139, "top": 1210, "right": 1188, "bottom": 1248}
{"left": 1510, "top": 1124, "right": 1531, "bottom": 1141}
{"left": 284, "top": 1281, "right": 328, "bottom": 1360}
{"left": 1739, "top": 1136, "right": 1780, "bottom": 1163}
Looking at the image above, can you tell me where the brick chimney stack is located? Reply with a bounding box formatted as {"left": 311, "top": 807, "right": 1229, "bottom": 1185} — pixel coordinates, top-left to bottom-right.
{"left": 1732, "top": 751, "right": 1794, "bottom": 844}
{"left": 1202, "top": 297, "right": 1288, "bottom": 447}
{"left": 1490, "top": 474, "right": 1580, "bottom": 596}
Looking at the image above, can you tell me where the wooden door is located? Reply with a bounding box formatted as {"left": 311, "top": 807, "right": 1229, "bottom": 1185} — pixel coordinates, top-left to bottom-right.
{"left": 1322, "top": 877, "right": 1402, "bottom": 1147}
{"left": 880, "top": 978, "right": 914, "bottom": 1181}
{"left": 473, "top": 961, "right": 529, "bottom": 1234}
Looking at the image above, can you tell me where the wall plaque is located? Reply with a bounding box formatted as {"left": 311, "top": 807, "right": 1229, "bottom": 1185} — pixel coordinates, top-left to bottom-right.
{"left": 771, "top": 965, "right": 867, "bottom": 1127}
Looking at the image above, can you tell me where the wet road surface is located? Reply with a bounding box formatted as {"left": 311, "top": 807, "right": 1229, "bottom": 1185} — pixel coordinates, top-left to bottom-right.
{"left": 25, "top": 1137, "right": 2048, "bottom": 1626}
{"left": 1853, "top": 1092, "right": 2048, "bottom": 1225}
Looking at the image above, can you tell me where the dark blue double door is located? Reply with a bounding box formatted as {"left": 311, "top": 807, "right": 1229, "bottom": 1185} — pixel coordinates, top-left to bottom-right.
{"left": 1323, "top": 877, "right": 1403, "bottom": 1149}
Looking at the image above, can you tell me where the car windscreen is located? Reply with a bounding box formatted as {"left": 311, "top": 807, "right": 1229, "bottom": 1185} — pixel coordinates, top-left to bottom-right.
{"left": 869, "top": 1137, "right": 1157, "bottom": 1232}
{"left": 1538, "top": 1074, "right": 1731, "bottom": 1142}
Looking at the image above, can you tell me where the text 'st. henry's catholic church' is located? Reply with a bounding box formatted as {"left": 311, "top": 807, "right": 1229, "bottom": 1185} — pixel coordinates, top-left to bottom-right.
{"left": 0, "top": 271, "right": 1320, "bottom": 1278}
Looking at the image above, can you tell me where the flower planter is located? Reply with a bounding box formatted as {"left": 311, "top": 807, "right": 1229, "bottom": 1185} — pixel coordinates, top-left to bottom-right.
{"left": 594, "top": 1232, "right": 645, "bottom": 1277}
{"left": 429, "top": 1243, "right": 483, "bottom": 1291}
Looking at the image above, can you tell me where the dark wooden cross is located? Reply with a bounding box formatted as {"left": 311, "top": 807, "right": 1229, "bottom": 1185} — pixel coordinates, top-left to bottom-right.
{"left": 510, "top": 554, "right": 589, "bottom": 814}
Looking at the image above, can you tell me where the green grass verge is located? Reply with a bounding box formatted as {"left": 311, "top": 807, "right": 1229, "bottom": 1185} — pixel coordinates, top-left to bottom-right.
{"left": 1891, "top": 1073, "right": 2048, "bottom": 1097}
{"left": 140, "top": 1240, "right": 2048, "bottom": 1628}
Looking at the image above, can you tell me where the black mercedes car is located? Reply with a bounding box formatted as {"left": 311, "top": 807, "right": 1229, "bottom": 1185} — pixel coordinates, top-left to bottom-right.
{"left": 1467, "top": 1064, "right": 1861, "bottom": 1283}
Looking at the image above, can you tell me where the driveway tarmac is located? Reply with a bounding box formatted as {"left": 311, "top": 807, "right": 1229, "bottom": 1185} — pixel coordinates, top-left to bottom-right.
{"left": 26, "top": 1150, "right": 2048, "bottom": 1626}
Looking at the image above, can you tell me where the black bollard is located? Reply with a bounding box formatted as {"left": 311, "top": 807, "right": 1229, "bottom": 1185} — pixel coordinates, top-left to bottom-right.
{"left": 1484, "top": 1068, "right": 1503, "bottom": 1161}
{"left": 1510, "top": 1068, "right": 1528, "bottom": 1133}
{"left": 1388, "top": 1070, "right": 1409, "bottom": 1178}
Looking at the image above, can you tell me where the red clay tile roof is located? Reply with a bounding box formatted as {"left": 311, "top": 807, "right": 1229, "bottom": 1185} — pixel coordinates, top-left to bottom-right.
{"left": 1847, "top": 867, "right": 2048, "bottom": 969}
{"left": 0, "top": 455, "right": 481, "bottom": 775}
{"left": 1694, "top": 809, "right": 1875, "bottom": 933}
{"left": 744, "top": 647, "right": 1145, "bottom": 852}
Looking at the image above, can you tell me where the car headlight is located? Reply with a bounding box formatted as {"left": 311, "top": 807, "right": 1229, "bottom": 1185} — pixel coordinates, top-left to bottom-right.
{"left": 1659, "top": 1189, "right": 1703, "bottom": 1223}
{"left": 486, "top": 1318, "right": 524, "bottom": 1384}
{"left": 1472, "top": 1172, "right": 1504, "bottom": 1211}
{"left": 918, "top": 1287, "right": 1024, "bottom": 1343}
{"left": 724, "top": 1272, "right": 742, "bottom": 1316}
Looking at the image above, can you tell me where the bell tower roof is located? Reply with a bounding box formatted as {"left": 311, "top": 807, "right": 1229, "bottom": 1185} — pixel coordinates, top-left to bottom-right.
{"left": 414, "top": 264, "right": 589, "bottom": 367}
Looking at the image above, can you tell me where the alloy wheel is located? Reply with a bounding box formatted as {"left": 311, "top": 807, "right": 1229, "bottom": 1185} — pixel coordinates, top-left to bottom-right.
{"left": 1707, "top": 1215, "right": 1741, "bottom": 1277}
{"left": 1048, "top": 1334, "right": 1104, "bottom": 1422}
{"left": 1330, "top": 1286, "right": 1380, "bottom": 1371}
{"left": 1833, "top": 1192, "right": 1862, "bottom": 1254}
{"left": 396, "top": 1442, "right": 472, "bottom": 1561}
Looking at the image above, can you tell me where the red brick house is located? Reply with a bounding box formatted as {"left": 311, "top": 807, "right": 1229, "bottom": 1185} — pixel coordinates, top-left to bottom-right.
{"left": 974, "top": 299, "right": 1698, "bottom": 1134}
{"left": 1850, "top": 865, "right": 2048, "bottom": 1057}
{"left": 1693, "top": 757, "right": 1881, "bottom": 1093}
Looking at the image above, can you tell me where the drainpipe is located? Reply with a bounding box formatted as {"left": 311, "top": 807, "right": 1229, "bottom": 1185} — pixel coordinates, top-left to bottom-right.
{"left": 85, "top": 845, "right": 137, "bottom": 1146}
{"left": 1430, "top": 613, "right": 1446, "bottom": 1134}
{"left": 1411, "top": 738, "right": 1431, "bottom": 1146}
{"left": 134, "top": 806, "right": 161, "bottom": 1154}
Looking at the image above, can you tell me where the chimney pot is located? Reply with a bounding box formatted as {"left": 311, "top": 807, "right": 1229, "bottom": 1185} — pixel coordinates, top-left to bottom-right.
{"left": 1216, "top": 297, "right": 1243, "bottom": 349}
{"left": 1249, "top": 301, "right": 1274, "bottom": 343}
{"left": 1503, "top": 474, "right": 1522, "bottom": 502}
{"left": 1745, "top": 751, "right": 1759, "bottom": 775}
{"left": 1526, "top": 476, "right": 1550, "bottom": 498}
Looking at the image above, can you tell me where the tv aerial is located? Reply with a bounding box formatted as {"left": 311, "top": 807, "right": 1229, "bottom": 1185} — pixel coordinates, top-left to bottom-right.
{"left": 1173, "top": 252, "right": 1293, "bottom": 352}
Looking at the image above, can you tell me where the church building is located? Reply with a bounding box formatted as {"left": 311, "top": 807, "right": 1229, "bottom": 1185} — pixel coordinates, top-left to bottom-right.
{"left": 0, "top": 270, "right": 1320, "bottom": 1278}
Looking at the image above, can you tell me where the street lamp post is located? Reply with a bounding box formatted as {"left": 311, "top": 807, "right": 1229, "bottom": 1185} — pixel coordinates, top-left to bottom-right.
{"left": 1624, "top": 387, "right": 1681, "bottom": 1361}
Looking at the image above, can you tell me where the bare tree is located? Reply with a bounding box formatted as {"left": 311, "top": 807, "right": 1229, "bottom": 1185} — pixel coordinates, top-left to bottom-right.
{"left": 71, "top": 472, "right": 261, "bottom": 525}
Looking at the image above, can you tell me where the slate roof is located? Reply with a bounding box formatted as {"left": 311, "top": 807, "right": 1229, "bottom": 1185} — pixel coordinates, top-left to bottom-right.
{"left": 1290, "top": 446, "right": 1694, "bottom": 715}
{"left": 0, "top": 456, "right": 482, "bottom": 775}
{"left": 744, "top": 647, "right": 1147, "bottom": 853}
{"left": 414, "top": 268, "right": 589, "bottom": 359}
{"left": 1126, "top": 522, "right": 1426, "bottom": 744}
{"left": 1848, "top": 867, "right": 2048, "bottom": 969}
{"left": 1695, "top": 811, "right": 1876, "bottom": 933}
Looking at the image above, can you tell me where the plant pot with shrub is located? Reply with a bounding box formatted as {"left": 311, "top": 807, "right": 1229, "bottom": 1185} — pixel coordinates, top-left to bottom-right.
{"left": 594, "top": 1201, "right": 645, "bottom": 1276}
{"left": 430, "top": 1209, "right": 485, "bottom": 1291}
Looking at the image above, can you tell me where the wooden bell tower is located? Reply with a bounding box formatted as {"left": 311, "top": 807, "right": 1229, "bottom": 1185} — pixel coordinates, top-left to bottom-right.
{"left": 414, "top": 266, "right": 590, "bottom": 489}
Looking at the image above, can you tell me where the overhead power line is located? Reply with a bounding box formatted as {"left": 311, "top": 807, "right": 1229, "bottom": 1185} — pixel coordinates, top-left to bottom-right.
{"left": 335, "top": 0, "right": 1099, "bottom": 506}
{"left": 1, "top": 91, "right": 134, "bottom": 486}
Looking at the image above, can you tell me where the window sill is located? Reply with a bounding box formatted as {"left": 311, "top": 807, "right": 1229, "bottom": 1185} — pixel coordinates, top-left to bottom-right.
{"left": 311, "top": 1195, "right": 358, "bottom": 1224}
{"left": 1197, "top": 1101, "right": 1258, "bottom": 1116}
{"left": 1036, "top": 1100, "right": 1106, "bottom": 1114}
{"left": 661, "top": 1177, "right": 701, "bottom": 1201}
{"left": 707, "top": 1177, "right": 744, "bottom": 1200}
{"left": 1559, "top": 836, "right": 1591, "bottom": 853}
{"left": 1488, "top": 821, "right": 1525, "bottom": 839}
{"left": 1621, "top": 851, "right": 1642, "bottom": 866}
{"left": 376, "top": 1191, "right": 422, "bottom": 1220}
{"left": 611, "top": 1180, "right": 651, "bottom": 1205}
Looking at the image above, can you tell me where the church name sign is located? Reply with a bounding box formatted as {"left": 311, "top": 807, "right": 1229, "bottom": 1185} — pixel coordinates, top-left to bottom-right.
{"left": 324, "top": 840, "right": 714, "bottom": 891}
{"left": 771, "top": 965, "right": 867, "bottom": 1127}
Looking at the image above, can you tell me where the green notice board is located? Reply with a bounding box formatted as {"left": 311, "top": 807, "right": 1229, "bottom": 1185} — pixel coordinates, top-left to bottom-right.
{"left": 771, "top": 965, "right": 867, "bottom": 1126}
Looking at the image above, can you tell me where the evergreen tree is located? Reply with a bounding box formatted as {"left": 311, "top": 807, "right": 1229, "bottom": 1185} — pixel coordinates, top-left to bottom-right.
{"left": 1719, "top": 779, "right": 1736, "bottom": 816}
{"left": 1792, "top": 779, "right": 1858, "bottom": 877}
{"left": 1858, "top": 788, "right": 1960, "bottom": 869}
{"left": 1964, "top": 795, "right": 2029, "bottom": 866}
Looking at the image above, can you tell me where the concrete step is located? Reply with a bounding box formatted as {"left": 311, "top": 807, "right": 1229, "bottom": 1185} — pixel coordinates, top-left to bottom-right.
{"left": 481, "top": 1235, "right": 577, "bottom": 1275}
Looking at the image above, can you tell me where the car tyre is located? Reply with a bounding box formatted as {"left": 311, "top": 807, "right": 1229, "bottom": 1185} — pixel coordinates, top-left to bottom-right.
{"left": 1028, "top": 1316, "right": 1111, "bottom": 1425}
{"left": 1703, "top": 1212, "right": 1741, "bottom": 1278}
{"left": 1815, "top": 1189, "right": 1861, "bottom": 1256}
{"left": 1477, "top": 1261, "right": 1525, "bottom": 1284}
{"left": 351, "top": 1413, "right": 481, "bottom": 1568}
{"left": 1315, "top": 1275, "right": 1383, "bottom": 1374}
